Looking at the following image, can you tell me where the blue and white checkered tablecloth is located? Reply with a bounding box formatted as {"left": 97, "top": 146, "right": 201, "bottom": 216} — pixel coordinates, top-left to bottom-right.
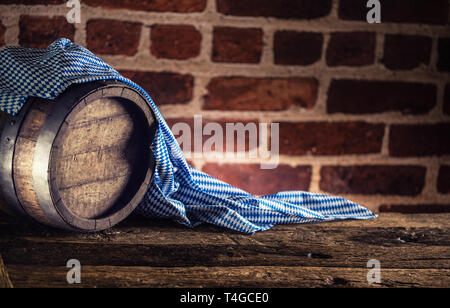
{"left": 0, "top": 39, "right": 376, "bottom": 233}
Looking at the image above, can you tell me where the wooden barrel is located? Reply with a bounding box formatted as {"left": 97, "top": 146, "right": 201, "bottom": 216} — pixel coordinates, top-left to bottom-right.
{"left": 0, "top": 80, "right": 157, "bottom": 231}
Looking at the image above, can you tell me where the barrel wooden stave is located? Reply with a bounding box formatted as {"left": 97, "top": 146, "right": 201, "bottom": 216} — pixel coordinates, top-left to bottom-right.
{"left": 14, "top": 98, "right": 54, "bottom": 226}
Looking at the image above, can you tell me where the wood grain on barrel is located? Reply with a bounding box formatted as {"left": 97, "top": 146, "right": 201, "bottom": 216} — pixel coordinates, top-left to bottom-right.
{"left": 50, "top": 97, "right": 150, "bottom": 219}
{"left": 13, "top": 99, "right": 53, "bottom": 225}
{"left": 0, "top": 213, "right": 448, "bottom": 288}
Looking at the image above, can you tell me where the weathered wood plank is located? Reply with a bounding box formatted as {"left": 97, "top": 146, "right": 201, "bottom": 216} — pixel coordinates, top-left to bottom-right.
{"left": 0, "top": 213, "right": 449, "bottom": 287}
{"left": 7, "top": 265, "right": 449, "bottom": 288}
{"left": 0, "top": 214, "right": 448, "bottom": 270}
{"left": 0, "top": 254, "right": 13, "bottom": 288}
{"left": 1, "top": 239, "right": 447, "bottom": 269}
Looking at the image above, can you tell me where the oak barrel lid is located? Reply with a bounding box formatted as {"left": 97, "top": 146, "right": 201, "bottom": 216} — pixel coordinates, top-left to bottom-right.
{"left": 37, "top": 80, "right": 157, "bottom": 231}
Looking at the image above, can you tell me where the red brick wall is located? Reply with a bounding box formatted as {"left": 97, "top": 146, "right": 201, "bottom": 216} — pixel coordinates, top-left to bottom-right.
{"left": 0, "top": 0, "right": 449, "bottom": 213}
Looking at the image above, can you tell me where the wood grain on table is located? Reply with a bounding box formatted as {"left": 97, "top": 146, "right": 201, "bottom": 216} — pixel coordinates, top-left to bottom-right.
{"left": 0, "top": 212, "right": 448, "bottom": 288}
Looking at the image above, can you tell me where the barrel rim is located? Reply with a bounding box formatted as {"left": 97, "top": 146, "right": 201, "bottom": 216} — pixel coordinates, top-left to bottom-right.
{"left": 32, "top": 80, "right": 157, "bottom": 231}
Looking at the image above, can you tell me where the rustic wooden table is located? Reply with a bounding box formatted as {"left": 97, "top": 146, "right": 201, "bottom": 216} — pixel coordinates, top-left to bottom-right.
{"left": 0, "top": 212, "right": 449, "bottom": 288}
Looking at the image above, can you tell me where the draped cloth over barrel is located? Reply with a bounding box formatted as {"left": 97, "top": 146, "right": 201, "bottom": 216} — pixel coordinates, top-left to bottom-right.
{"left": 0, "top": 39, "right": 376, "bottom": 233}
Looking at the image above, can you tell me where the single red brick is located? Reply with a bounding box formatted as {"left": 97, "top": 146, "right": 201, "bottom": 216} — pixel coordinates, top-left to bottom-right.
{"left": 87, "top": 19, "right": 141, "bottom": 56}
{"left": 326, "top": 32, "right": 376, "bottom": 67}
{"left": 166, "top": 118, "right": 260, "bottom": 152}
{"left": 0, "top": 21, "right": 5, "bottom": 47}
{"left": 382, "top": 35, "right": 432, "bottom": 70}
{"left": 438, "top": 165, "right": 450, "bottom": 194}
{"left": 216, "top": 0, "right": 332, "bottom": 19}
{"left": 379, "top": 204, "right": 450, "bottom": 213}
{"left": 320, "top": 165, "right": 426, "bottom": 195}
{"left": 274, "top": 31, "right": 323, "bottom": 65}
{"left": 437, "top": 38, "right": 450, "bottom": 72}
{"left": 444, "top": 84, "right": 450, "bottom": 115}
{"left": 327, "top": 79, "right": 436, "bottom": 114}
{"left": 1, "top": 0, "right": 64, "bottom": 3}
{"left": 83, "top": 0, "right": 206, "bottom": 12}
{"left": 19, "top": 16, "right": 74, "bottom": 49}
{"left": 202, "top": 163, "right": 311, "bottom": 195}
{"left": 120, "top": 71, "right": 193, "bottom": 105}
{"left": 151, "top": 25, "right": 201, "bottom": 60}
{"left": 212, "top": 27, "right": 263, "bottom": 63}
{"left": 389, "top": 124, "right": 450, "bottom": 157}
{"left": 339, "top": 0, "right": 448, "bottom": 25}
{"left": 203, "top": 77, "right": 318, "bottom": 111}
{"left": 279, "top": 122, "right": 384, "bottom": 155}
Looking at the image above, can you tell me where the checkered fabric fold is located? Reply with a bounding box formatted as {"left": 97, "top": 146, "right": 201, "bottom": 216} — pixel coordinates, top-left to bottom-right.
{"left": 0, "top": 39, "right": 376, "bottom": 233}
